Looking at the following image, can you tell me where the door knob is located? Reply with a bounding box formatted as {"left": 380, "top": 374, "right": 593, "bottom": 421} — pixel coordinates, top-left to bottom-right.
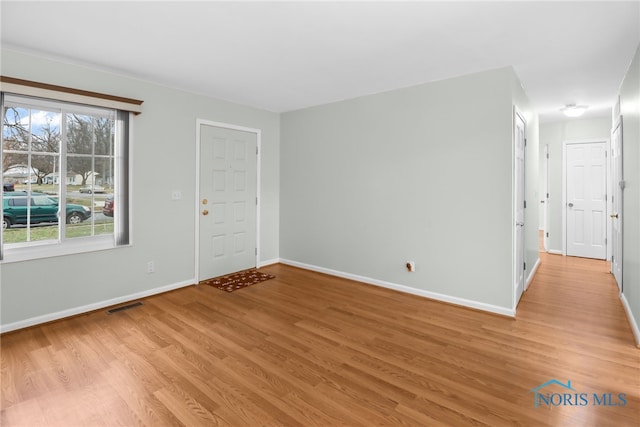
{"left": 202, "top": 209, "right": 209, "bottom": 216}
{"left": 568, "top": 203, "right": 574, "bottom": 207}
{"left": 610, "top": 213, "right": 618, "bottom": 219}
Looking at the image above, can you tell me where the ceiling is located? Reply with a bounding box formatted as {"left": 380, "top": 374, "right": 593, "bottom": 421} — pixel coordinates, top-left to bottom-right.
{"left": 1, "top": 1, "right": 639, "bottom": 122}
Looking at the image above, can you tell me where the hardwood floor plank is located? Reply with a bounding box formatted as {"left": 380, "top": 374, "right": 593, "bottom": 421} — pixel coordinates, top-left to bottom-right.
{"left": 0, "top": 398, "right": 47, "bottom": 427}
{"left": 102, "top": 360, "right": 182, "bottom": 427}
{"left": 153, "top": 385, "right": 225, "bottom": 427}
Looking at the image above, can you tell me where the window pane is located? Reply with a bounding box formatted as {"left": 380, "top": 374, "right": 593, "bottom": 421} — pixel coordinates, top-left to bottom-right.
{"left": 2, "top": 106, "right": 29, "bottom": 153}
{"left": 2, "top": 167, "right": 59, "bottom": 244}
{"left": 31, "top": 154, "right": 58, "bottom": 186}
{"left": 94, "top": 193, "right": 113, "bottom": 237}
{"left": 66, "top": 113, "right": 94, "bottom": 155}
{"left": 28, "top": 191, "right": 60, "bottom": 243}
{"left": 93, "top": 156, "right": 114, "bottom": 237}
{"left": 94, "top": 117, "right": 114, "bottom": 156}
{"left": 31, "top": 110, "right": 61, "bottom": 154}
{"left": 3, "top": 152, "right": 28, "bottom": 243}
{"left": 65, "top": 166, "right": 93, "bottom": 239}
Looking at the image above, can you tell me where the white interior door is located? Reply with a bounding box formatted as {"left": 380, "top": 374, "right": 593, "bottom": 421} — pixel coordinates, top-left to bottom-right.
{"left": 611, "top": 120, "right": 623, "bottom": 291}
{"left": 565, "top": 142, "right": 607, "bottom": 259}
{"left": 514, "top": 112, "right": 526, "bottom": 306}
{"left": 199, "top": 124, "right": 257, "bottom": 280}
{"left": 543, "top": 144, "right": 549, "bottom": 252}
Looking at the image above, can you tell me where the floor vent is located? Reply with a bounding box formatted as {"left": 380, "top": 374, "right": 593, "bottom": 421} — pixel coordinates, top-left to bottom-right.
{"left": 107, "top": 301, "right": 143, "bottom": 314}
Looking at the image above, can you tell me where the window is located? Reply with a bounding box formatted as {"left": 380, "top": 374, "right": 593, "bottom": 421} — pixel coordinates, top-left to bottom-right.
{"left": 1, "top": 94, "right": 130, "bottom": 261}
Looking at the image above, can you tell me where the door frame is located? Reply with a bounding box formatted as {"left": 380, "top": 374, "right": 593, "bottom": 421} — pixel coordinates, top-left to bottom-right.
{"left": 194, "top": 119, "right": 262, "bottom": 282}
{"left": 513, "top": 108, "right": 526, "bottom": 310}
{"left": 561, "top": 138, "right": 610, "bottom": 257}
{"left": 611, "top": 116, "right": 623, "bottom": 292}
{"left": 543, "top": 144, "right": 549, "bottom": 252}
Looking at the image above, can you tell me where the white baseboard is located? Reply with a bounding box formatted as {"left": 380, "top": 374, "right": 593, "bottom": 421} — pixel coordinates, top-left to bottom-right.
{"left": 525, "top": 257, "right": 541, "bottom": 291}
{"left": 279, "top": 259, "right": 515, "bottom": 317}
{"left": 0, "top": 278, "right": 196, "bottom": 333}
{"left": 548, "top": 249, "right": 563, "bottom": 255}
{"left": 258, "top": 258, "right": 280, "bottom": 268}
{"left": 620, "top": 292, "right": 640, "bottom": 347}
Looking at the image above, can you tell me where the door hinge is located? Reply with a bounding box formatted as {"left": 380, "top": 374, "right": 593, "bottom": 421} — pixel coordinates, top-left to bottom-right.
{"left": 256, "top": 197, "right": 258, "bottom": 205}
{"left": 612, "top": 255, "right": 614, "bottom": 263}
{"left": 546, "top": 152, "right": 549, "bottom": 159}
{"left": 524, "top": 138, "right": 527, "bottom": 147}
{"left": 524, "top": 200, "right": 527, "bottom": 209}
{"left": 546, "top": 193, "right": 549, "bottom": 199}
{"left": 546, "top": 232, "right": 549, "bottom": 238}
{"left": 255, "top": 248, "right": 258, "bottom": 255}
{"left": 256, "top": 146, "right": 259, "bottom": 155}
{"left": 524, "top": 262, "right": 527, "bottom": 270}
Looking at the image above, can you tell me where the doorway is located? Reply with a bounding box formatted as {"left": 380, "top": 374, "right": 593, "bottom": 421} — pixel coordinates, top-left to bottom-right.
{"left": 514, "top": 111, "right": 526, "bottom": 307}
{"left": 563, "top": 140, "right": 607, "bottom": 259}
{"left": 542, "top": 144, "right": 549, "bottom": 252}
{"left": 611, "top": 118, "right": 623, "bottom": 291}
{"left": 195, "top": 120, "right": 260, "bottom": 282}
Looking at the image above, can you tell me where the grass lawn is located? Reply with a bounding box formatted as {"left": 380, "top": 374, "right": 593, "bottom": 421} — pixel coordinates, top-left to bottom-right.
{"left": 3, "top": 222, "right": 114, "bottom": 244}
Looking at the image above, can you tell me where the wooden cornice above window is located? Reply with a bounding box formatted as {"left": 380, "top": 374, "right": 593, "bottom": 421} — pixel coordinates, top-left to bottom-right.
{"left": 0, "top": 76, "right": 143, "bottom": 114}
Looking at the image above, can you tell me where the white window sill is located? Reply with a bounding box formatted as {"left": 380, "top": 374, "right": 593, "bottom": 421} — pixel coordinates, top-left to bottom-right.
{"left": 1, "top": 235, "right": 127, "bottom": 263}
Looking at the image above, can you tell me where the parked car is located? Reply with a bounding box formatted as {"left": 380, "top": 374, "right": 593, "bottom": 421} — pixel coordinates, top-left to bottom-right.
{"left": 103, "top": 195, "right": 114, "bottom": 217}
{"left": 2, "top": 191, "right": 91, "bottom": 229}
{"left": 3, "top": 183, "right": 15, "bottom": 192}
{"left": 79, "top": 185, "right": 105, "bottom": 194}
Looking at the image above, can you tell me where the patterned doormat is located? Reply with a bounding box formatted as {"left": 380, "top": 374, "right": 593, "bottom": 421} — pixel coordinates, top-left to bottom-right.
{"left": 201, "top": 269, "right": 275, "bottom": 292}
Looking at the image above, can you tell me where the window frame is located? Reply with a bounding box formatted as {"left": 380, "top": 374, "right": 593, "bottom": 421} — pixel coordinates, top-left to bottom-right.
{"left": 1, "top": 93, "right": 132, "bottom": 263}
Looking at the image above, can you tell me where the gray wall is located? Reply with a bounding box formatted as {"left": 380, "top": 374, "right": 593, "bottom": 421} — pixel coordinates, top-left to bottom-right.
{"left": 0, "top": 49, "right": 280, "bottom": 329}
{"left": 1, "top": 51, "right": 541, "bottom": 327}
{"left": 281, "top": 67, "right": 538, "bottom": 312}
{"left": 619, "top": 43, "right": 640, "bottom": 339}
{"left": 539, "top": 117, "right": 612, "bottom": 252}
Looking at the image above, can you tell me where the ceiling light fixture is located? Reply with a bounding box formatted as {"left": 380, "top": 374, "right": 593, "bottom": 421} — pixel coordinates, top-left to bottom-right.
{"left": 561, "top": 104, "right": 588, "bottom": 118}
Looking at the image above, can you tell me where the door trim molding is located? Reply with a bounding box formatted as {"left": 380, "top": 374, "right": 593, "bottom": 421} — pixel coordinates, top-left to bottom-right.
{"left": 512, "top": 107, "right": 526, "bottom": 311}
{"left": 610, "top": 117, "right": 623, "bottom": 291}
{"left": 543, "top": 144, "right": 549, "bottom": 252}
{"left": 561, "top": 138, "right": 609, "bottom": 257}
{"left": 194, "top": 119, "right": 262, "bottom": 283}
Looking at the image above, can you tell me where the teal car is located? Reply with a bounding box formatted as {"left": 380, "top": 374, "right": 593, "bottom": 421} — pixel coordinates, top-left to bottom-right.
{"left": 2, "top": 191, "right": 91, "bottom": 229}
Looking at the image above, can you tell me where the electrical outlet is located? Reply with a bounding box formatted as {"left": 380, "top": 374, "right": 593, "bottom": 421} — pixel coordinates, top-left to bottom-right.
{"left": 147, "top": 261, "right": 155, "bottom": 274}
{"left": 406, "top": 261, "right": 415, "bottom": 272}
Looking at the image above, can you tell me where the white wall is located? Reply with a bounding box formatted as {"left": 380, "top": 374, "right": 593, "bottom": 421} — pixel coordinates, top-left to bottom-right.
{"left": 0, "top": 49, "right": 280, "bottom": 330}
{"left": 281, "top": 67, "right": 537, "bottom": 314}
{"left": 538, "top": 117, "right": 612, "bottom": 253}
{"left": 618, "top": 43, "right": 640, "bottom": 343}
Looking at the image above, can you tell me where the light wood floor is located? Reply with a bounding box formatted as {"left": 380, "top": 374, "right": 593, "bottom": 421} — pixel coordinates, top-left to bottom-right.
{"left": 2, "top": 252, "right": 638, "bottom": 426}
